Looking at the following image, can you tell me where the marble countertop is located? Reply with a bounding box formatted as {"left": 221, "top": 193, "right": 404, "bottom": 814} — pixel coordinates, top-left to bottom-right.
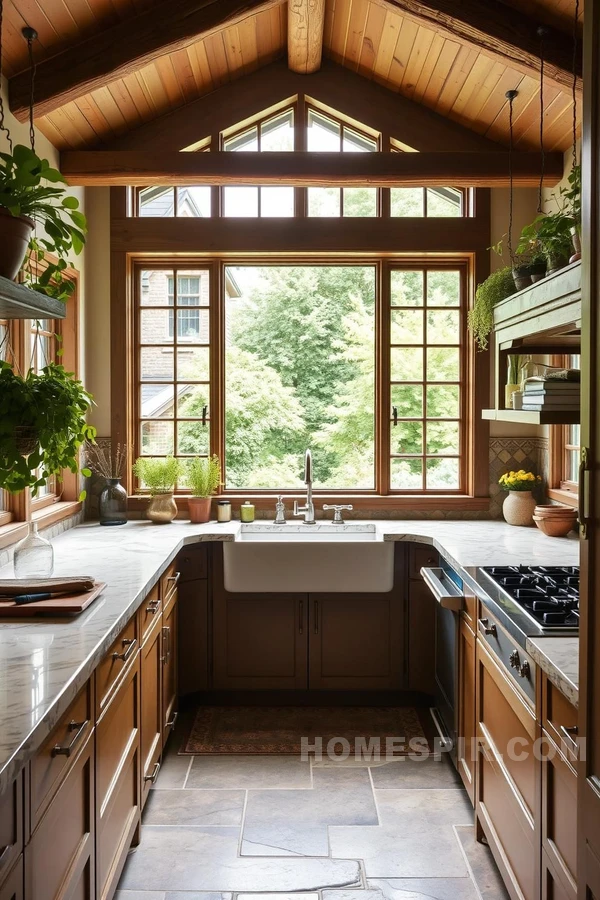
{"left": 0, "top": 518, "right": 580, "bottom": 793}
{"left": 526, "top": 636, "right": 579, "bottom": 708}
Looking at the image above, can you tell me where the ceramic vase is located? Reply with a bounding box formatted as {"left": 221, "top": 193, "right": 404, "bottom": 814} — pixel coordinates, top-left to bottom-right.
{"left": 188, "top": 497, "right": 212, "bottom": 524}
{"left": 147, "top": 492, "right": 178, "bottom": 524}
{"left": 503, "top": 490, "right": 537, "bottom": 527}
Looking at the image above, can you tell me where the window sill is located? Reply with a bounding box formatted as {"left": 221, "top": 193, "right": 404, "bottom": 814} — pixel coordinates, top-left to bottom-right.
{"left": 547, "top": 488, "right": 579, "bottom": 509}
{"left": 0, "top": 521, "right": 29, "bottom": 551}
{"left": 127, "top": 494, "right": 490, "bottom": 512}
{"left": 32, "top": 500, "right": 82, "bottom": 529}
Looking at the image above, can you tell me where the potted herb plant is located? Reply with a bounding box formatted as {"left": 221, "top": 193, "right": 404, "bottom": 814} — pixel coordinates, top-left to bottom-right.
{"left": 186, "top": 455, "right": 221, "bottom": 523}
{"left": 0, "top": 144, "right": 86, "bottom": 289}
{"left": 0, "top": 361, "right": 95, "bottom": 496}
{"left": 519, "top": 214, "right": 573, "bottom": 274}
{"left": 132, "top": 456, "right": 182, "bottom": 523}
{"left": 468, "top": 266, "right": 516, "bottom": 351}
{"left": 499, "top": 470, "right": 543, "bottom": 526}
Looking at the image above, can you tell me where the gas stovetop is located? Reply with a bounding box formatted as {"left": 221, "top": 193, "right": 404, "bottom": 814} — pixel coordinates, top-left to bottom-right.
{"left": 476, "top": 565, "right": 580, "bottom": 641}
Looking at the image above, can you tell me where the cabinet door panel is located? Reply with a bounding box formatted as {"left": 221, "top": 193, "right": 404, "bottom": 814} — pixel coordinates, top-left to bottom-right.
{"left": 213, "top": 594, "right": 308, "bottom": 689}
{"left": 141, "top": 615, "right": 163, "bottom": 807}
{"left": 309, "top": 593, "right": 403, "bottom": 690}
{"left": 407, "top": 579, "right": 436, "bottom": 695}
{"left": 162, "top": 595, "right": 178, "bottom": 744}
{"left": 542, "top": 849, "right": 575, "bottom": 900}
{"left": 0, "top": 857, "right": 23, "bottom": 900}
{"left": 542, "top": 737, "right": 577, "bottom": 895}
{"left": 457, "top": 619, "right": 475, "bottom": 804}
{"left": 26, "top": 734, "right": 94, "bottom": 900}
{"left": 178, "top": 579, "right": 208, "bottom": 696}
{"left": 0, "top": 773, "right": 23, "bottom": 882}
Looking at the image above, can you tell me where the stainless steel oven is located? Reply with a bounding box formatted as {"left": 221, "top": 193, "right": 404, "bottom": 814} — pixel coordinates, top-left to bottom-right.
{"left": 420, "top": 562, "right": 465, "bottom": 760}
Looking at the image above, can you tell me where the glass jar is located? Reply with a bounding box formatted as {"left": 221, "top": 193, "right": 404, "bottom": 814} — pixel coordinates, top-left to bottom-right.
{"left": 14, "top": 523, "right": 54, "bottom": 578}
{"left": 99, "top": 478, "right": 128, "bottom": 526}
{"left": 240, "top": 501, "right": 255, "bottom": 523}
{"left": 217, "top": 501, "right": 231, "bottom": 523}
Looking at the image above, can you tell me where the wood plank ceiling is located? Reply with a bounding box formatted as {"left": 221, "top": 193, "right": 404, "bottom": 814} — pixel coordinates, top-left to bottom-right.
{"left": 1, "top": 0, "right": 582, "bottom": 150}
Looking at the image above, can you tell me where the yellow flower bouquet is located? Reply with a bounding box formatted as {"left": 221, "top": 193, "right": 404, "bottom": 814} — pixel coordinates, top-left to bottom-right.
{"left": 499, "top": 470, "right": 542, "bottom": 492}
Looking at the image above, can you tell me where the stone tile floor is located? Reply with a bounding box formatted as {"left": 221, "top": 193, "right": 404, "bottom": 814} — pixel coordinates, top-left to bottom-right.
{"left": 117, "top": 720, "right": 509, "bottom": 900}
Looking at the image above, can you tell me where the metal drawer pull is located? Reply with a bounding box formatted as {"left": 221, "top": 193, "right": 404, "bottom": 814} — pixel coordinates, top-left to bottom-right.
{"left": 112, "top": 638, "right": 137, "bottom": 663}
{"left": 51, "top": 719, "right": 89, "bottom": 758}
{"left": 162, "top": 626, "right": 170, "bottom": 664}
{"left": 146, "top": 599, "right": 160, "bottom": 614}
{"left": 0, "top": 844, "right": 13, "bottom": 869}
{"left": 144, "top": 762, "right": 161, "bottom": 784}
{"left": 560, "top": 724, "right": 579, "bottom": 745}
{"left": 166, "top": 571, "right": 181, "bottom": 590}
{"left": 479, "top": 617, "right": 497, "bottom": 637}
{"left": 420, "top": 567, "right": 464, "bottom": 611}
{"left": 517, "top": 660, "right": 530, "bottom": 678}
{"left": 166, "top": 711, "right": 178, "bottom": 731}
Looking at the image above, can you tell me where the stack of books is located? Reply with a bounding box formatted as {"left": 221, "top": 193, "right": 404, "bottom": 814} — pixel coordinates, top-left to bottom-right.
{"left": 522, "top": 379, "right": 580, "bottom": 412}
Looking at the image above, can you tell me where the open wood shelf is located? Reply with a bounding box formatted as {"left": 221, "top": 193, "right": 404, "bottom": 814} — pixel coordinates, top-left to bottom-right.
{"left": 0, "top": 276, "right": 66, "bottom": 320}
{"left": 482, "top": 408, "right": 580, "bottom": 425}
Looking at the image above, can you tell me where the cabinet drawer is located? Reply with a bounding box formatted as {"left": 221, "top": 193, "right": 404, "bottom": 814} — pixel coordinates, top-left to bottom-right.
{"left": 160, "top": 563, "right": 180, "bottom": 606}
{"left": 477, "top": 638, "right": 536, "bottom": 818}
{"left": 30, "top": 683, "right": 93, "bottom": 832}
{"left": 479, "top": 744, "right": 536, "bottom": 900}
{"left": 177, "top": 545, "right": 208, "bottom": 582}
{"left": 96, "top": 617, "right": 139, "bottom": 718}
{"left": 0, "top": 774, "right": 23, "bottom": 887}
{"left": 138, "top": 584, "right": 161, "bottom": 645}
{"left": 409, "top": 544, "right": 438, "bottom": 579}
{"left": 542, "top": 736, "right": 577, "bottom": 895}
{"left": 542, "top": 849, "right": 576, "bottom": 900}
{"left": 0, "top": 855, "right": 22, "bottom": 900}
{"left": 543, "top": 676, "right": 578, "bottom": 763}
{"left": 26, "top": 732, "right": 94, "bottom": 900}
{"left": 96, "top": 656, "right": 140, "bottom": 900}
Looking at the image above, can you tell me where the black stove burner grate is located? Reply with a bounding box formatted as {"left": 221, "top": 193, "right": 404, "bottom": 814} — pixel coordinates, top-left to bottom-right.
{"left": 483, "top": 565, "right": 580, "bottom": 628}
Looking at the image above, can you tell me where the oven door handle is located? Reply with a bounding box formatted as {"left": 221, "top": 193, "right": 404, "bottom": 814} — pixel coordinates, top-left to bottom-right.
{"left": 420, "top": 567, "right": 464, "bottom": 611}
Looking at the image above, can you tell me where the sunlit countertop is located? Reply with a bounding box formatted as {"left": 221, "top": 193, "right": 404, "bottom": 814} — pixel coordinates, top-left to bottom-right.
{"left": 0, "top": 518, "right": 580, "bottom": 793}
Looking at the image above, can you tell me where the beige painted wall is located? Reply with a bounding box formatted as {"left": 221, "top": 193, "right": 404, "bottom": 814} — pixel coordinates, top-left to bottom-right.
{"left": 83, "top": 188, "right": 111, "bottom": 435}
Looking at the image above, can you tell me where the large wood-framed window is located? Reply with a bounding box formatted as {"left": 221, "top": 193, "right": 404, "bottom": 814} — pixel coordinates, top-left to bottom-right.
{"left": 0, "top": 267, "right": 82, "bottom": 548}
{"left": 131, "top": 257, "right": 475, "bottom": 504}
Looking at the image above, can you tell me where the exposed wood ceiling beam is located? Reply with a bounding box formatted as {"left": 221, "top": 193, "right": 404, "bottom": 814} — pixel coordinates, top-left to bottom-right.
{"left": 288, "top": 0, "right": 326, "bottom": 73}
{"left": 8, "top": 0, "right": 284, "bottom": 122}
{"left": 378, "top": 0, "right": 582, "bottom": 93}
{"left": 60, "top": 149, "right": 563, "bottom": 186}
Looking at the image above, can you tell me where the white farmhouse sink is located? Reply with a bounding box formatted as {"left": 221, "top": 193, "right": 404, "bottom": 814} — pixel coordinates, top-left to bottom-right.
{"left": 223, "top": 523, "right": 394, "bottom": 593}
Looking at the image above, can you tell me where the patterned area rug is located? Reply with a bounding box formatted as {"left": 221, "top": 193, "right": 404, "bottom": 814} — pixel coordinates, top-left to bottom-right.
{"left": 180, "top": 706, "right": 428, "bottom": 755}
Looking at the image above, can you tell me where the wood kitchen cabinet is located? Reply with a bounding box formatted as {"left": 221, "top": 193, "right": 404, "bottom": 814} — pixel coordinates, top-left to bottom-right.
{"left": 0, "top": 858, "right": 22, "bottom": 900}
{"left": 407, "top": 545, "right": 437, "bottom": 696}
{"left": 476, "top": 635, "right": 538, "bottom": 900}
{"left": 178, "top": 545, "right": 209, "bottom": 696}
{"left": 140, "top": 612, "right": 163, "bottom": 808}
{"left": 309, "top": 592, "right": 403, "bottom": 690}
{"left": 161, "top": 587, "right": 178, "bottom": 745}
{"left": 457, "top": 616, "right": 476, "bottom": 804}
{"left": 0, "top": 772, "right": 23, "bottom": 886}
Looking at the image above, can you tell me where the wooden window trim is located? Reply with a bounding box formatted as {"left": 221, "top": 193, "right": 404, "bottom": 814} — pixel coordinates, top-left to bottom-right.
{"left": 127, "top": 253, "right": 488, "bottom": 507}
{"left": 548, "top": 354, "right": 580, "bottom": 508}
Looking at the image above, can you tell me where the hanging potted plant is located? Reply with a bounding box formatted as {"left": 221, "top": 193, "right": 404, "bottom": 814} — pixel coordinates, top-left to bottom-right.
{"left": 133, "top": 456, "right": 182, "bottom": 524}
{"left": 0, "top": 144, "right": 86, "bottom": 285}
{"left": 468, "top": 266, "right": 516, "bottom": 351}
{"left": 186, "top": 455, "right": 221, "bottom": 524}
{"left": 0, "top": 361, "right": 95, "bottom": 496}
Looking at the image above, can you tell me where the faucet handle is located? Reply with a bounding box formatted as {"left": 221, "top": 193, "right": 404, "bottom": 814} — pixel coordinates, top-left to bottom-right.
{"left": 323, "top": 504, "right": 353, "bottom": 524}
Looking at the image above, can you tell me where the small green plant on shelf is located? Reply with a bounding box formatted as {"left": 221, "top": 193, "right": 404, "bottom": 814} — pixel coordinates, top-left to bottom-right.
{"left": 0, "top": 361, "right": 95, "bottom": 496}
{"left": 468, "top": 266, "right": 516, "bottom": 351}
{"left": 132, "top": 456, "right": 182, "bottom": 494}
{"left": 186, "top": 455, "right": 222, "bottom": 498}
{"left": 518, "top": 214, "right": 574, "bottom": 273}
{"left": 0, "top": 144, "right": 87, "bottom": 300}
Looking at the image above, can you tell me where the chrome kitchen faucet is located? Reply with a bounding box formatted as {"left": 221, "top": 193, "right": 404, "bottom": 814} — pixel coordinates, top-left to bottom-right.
{"left": 293, "top": 449, "right": 316, "bottom": 525}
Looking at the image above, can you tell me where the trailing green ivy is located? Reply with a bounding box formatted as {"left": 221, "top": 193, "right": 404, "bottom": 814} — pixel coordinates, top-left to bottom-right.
{"left": 0, "top": 361, "right": 96, "bottom": 496}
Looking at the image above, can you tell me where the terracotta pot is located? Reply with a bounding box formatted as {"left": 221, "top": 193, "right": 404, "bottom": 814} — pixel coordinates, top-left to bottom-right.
{"left": 533, "top": 516, "right": 576, "bottom": 537}
{"left": 0, "top": 207, "right": 35, "bottom": 280}
{"left": 503, "top": 490, "right": 537, "bottom": 527}
{"left": 188, "top": 496, "right": 212, "bottom": 524}
{"left": 147, "top": 492, "right": 177, "bottom": 524}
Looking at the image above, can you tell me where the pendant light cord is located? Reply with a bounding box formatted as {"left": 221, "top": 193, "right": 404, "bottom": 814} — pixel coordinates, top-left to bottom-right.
{"left": 572, "top": 0, "right": 579, "bottom": 170}
{"left": 0, "top": 0, "right": 13, "bottom": 150}
{"left": 506, "top": 89, "right": 518, "bottom": 264}
{"left": 24, "top": 27, "right": 37, "bottom": 154}
{"left": 537, "top": 26, "right": 548, "bottom": 214}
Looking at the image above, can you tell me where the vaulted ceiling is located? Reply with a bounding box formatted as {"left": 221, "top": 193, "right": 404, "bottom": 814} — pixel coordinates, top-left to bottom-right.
{"left": 1, "top": 0, "right": 582, "bottom": 151}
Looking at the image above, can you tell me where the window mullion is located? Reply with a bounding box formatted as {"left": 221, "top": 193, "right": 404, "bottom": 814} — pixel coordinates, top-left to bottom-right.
{"left": 379, "top": 262, "right": 391, "bottom": 496}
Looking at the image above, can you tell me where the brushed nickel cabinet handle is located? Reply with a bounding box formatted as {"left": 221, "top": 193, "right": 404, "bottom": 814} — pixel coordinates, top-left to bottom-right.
{"left": 144, "top": 762, "right": 161, "bottom": 784}
{"left": 299, "top": 599, "right": 304, "bottom": 634}
{"left": 0, "top": 844, "right": 13, "bottom": 869}
{"left": 51, "top": 719, "right": 89, "bottom": 758}
{"left": 479, "top": 617, "right": 497, "bottom": 637}
{"left": 112, "top": 638, "right": 137, "bottom": 663}
{"left": 314, "top": 600, "right": 319, "bottom": 634}
{"left": 560, "top": 724, "right": 579, "bottom": 747}
{"left": 162, "top": 626, "right": 170, "bottom": 664}
{"left": 578, "top": 447, "right": 590, "bottom": 539}
{"left": 146, "top": 599, "right": 160, "bottom": 614}
{"left": 166, "top": 571, "right": 181, "bottom": 590}
{"left": 166, "top": 711, "right": 178, "bottom": 731}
